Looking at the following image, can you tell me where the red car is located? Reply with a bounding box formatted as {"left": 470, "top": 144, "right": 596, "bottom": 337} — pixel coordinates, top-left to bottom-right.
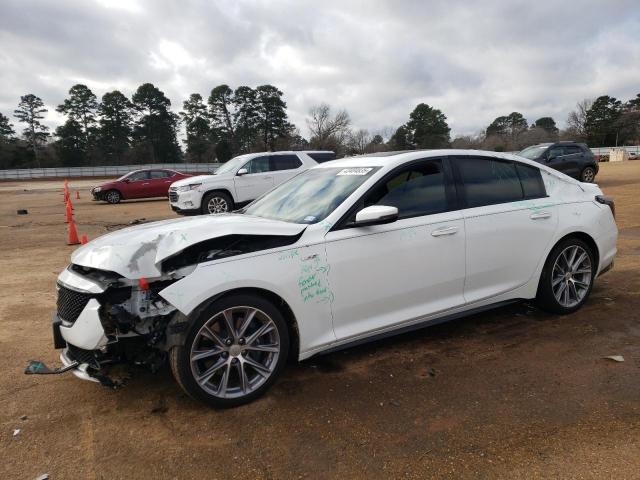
{"left": 91, "top": 169, "right": 192, "bottom": 204}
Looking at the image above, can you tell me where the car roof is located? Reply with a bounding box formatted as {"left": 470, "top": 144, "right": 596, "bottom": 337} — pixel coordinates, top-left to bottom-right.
{"left": 314, "top": 149, "right": 581, "bottom": 183}
{"left": 314, "top": 149, "right": 532, "bottom": 168}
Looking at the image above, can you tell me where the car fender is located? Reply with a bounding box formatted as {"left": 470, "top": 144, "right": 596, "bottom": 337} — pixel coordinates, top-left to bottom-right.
{"left": 159, "top": 244, "right": 337, "bottom": 356}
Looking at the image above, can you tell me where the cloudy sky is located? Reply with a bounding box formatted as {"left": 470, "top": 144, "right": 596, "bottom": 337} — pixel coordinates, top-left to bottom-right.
{"left": 1, "top": 0, "right": 639, "bottom": 139}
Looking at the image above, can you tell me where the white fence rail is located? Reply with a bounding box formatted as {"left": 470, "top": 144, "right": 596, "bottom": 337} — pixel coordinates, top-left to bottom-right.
{"left": 0, "top": 163, "right": 221, "bottom": 180}
{"left": 591, "top": 146, "right": 640, "bottom": 156}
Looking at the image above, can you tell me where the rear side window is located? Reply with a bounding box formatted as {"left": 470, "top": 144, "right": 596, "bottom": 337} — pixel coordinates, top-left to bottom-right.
{"left": 271, "top": 154, "right": 302, "bottom": 171}
{"left": 128, "top": 171, "right": 150, "bottom": 181}
{"left": 307, "top": 152, "right": 336, "bottom": 163}
{"left": 150, "top": 170, "right": 170, "bottom": 179}
{"left": 456, "top": 157, "right": 523, "bottom": 208}
{"left": 516, "top": 163, "right": 546, "bottom": 199}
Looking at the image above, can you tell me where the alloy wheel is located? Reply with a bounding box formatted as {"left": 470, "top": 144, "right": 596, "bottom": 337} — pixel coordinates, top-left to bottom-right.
{"left": 582, "top": 168, "right": 595, "bottom": 182}
{"left": 189, "top": 306, "right": 280, "bottom": 399}
{"left": 207, "top": 196, "right": 228, "bottom": 214}
{"left": 106, "top": 191, "right": 120, "bottom": 203}
{"left": 551, "top": 245, "right": 592, "bottom": 308}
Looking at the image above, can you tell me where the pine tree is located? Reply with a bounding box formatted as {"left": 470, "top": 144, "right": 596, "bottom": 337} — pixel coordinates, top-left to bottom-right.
{"left": 181, "top": 93, "right": 211, "bottom": 161}
{"left": 405, "top": 103, "right": 450, "bottom": 149}
{"left": 14, "top": 94, "right": 49, "bottom": 166}
{"left": 0, "top": 113, "right": 15, "bottom": 140}
{"left": 256, "top": 85, "right": 290, "bottom": 151}
{"left": 98, "top": 90, "right": 133, "bottom": 164}
{"left": 131, "top": 83, "right": 181, "bottom": 163}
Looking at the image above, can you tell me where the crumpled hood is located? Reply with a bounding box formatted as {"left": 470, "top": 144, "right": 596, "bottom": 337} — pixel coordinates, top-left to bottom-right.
{"left": 71, "top": 214, "right": 306, "bottom": 278}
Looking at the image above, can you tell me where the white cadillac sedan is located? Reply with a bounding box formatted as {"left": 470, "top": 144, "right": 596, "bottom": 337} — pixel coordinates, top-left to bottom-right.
{"left": 33, "top": 150, "right": 617, "bottom": 407}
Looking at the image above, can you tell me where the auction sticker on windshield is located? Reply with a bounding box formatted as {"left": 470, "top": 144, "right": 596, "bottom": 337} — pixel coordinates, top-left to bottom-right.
{"left": 337, "top": 168, "right": 373, "bottom": 176}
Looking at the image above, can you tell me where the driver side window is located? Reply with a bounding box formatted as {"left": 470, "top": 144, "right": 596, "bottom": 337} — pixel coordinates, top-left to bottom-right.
{"left": 128, "top": 171, "right": 149, "bottom": 181}
{"left": 548, "top": 147, "right": 564, "bottom": 159}
{"left": 360, "top": 159, "right": 448, "bottom": 220}
{"left": 244, "top": 156, "right": 271, "bottom": 174}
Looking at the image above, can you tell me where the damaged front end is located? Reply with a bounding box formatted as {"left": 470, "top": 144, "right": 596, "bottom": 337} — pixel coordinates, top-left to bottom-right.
{"left": 26, "top": 213, "right": 306, "bottom": 387}
{"left": 27, "top": 263, "right": 191, "bottom": 387}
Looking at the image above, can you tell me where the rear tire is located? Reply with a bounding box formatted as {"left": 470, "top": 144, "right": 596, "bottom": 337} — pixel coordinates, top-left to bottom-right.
{"left": 536, "top": 237, "right": 595, "bottom": 314}
{"left": 580, "top": 166, "right": 596, "bottom": 183}
{"left": 105, "top": 190, "right": 121, "bottom": 204}
{"left": 170, "top": 293, "right": 289, "bottom": 408}
{"left": 202, "top": 191, "right": 233, "bottom": 214}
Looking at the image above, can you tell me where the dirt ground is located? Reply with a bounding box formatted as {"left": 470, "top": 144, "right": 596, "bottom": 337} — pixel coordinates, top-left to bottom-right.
{"left": 0, "top": 163, "right": 639, "bottom": 480}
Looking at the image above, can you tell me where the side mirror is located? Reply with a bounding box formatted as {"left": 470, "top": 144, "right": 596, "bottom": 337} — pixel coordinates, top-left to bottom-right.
{"left": 237, "top": 168, "right": 248, "bottom": 176}
{"left": 354, "top": 205, "right": 399, "bottom": 226}
{"left": 122, "top": 178, "right": 130, "bottom": 183}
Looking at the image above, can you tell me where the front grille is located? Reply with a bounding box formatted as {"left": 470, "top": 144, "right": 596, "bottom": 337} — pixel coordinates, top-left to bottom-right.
{"left": 57, "top": 285, "right": 94, "bottom": 323}
{"left": 169, "top": 190, "right": 178, "bottom": 202}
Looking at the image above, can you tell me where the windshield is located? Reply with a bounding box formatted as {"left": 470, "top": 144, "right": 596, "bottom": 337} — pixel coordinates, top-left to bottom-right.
{"left": 214, "top": 155, "right": 252, "bottom": 175}
{"left": 244, "top": 167, "right": 378, "bottom": 224}
{"left": 518, "top": 145, "right": 548, "bottom": 160}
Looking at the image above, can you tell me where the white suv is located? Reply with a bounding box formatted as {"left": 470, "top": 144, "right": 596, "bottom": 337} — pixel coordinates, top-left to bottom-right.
{"left": 169, "top": 151, "right": 335, "bottom": 215}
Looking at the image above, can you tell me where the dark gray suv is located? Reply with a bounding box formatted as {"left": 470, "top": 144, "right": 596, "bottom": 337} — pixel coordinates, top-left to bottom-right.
{"left": 518, "top": 142, "right": 598, "bottom": 182}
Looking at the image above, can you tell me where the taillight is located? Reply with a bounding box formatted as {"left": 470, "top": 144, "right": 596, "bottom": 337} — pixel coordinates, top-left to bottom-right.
{"left": 595, "top": 195, "right": 615, "bottom": 219}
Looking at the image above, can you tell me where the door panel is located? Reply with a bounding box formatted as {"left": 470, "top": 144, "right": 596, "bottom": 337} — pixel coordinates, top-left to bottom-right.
{"left": 124, "top": 171, "right": 151, "bottom": 199}
{"left": 325, "top": 212, "right": 466, "bottom": 340}
{"left": 270, "top": 154, "right": 303, "bottom": 187}
{"left": 233, "top": 156, "right": 274, "bottom": 202}
{"left": 546, "top": 147, "right": 569, "bottom": 174}
{"left": 462, "top": 202, "right": 558, "bottom": 303}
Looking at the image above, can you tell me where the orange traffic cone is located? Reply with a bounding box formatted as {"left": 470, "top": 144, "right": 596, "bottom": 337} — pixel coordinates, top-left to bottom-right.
{"left": 67, "top": 221, "right": 80, "bottom": 245}
{"left": 65, "top": 202, "right": 73, "bottom": 223}
{"left": 80, "top": 234, "right": 88, "bottom": 244}
{"left": 75, "top": 190, "right": 80, "bottom": 200}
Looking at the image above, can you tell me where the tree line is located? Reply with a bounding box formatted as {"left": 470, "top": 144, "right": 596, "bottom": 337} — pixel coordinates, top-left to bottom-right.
{"left": 1, "top": 84, "right": 639, "bottom": 169}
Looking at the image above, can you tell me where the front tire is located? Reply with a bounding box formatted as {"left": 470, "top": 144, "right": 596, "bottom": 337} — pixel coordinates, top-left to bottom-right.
{"left": 105, "top": 189, "right": 121, "bottom": 204}
{"left": 536, "top": 237, "right": 595, "bottom": 314}
{"left": 202, "top": 191, "right": 233, "bottom": 214}
{"left": 170, "top": 294, "right": 289, "bottom": 408}
{"left": 580, "top": 166, "right": 596, "bottom": 183}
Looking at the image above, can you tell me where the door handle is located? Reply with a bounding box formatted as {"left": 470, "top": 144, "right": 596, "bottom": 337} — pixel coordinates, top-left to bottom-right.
{"left": 263, "top": 176, "right": 273, "bottom": 180}
{"left": 431, "top": 226, "right": 458, "bottom": 237}
{"left": 530, "top": 211, "right": 551, "bottom": 220}
{"left": 142, "top": 182, "right": 150, "bottom": 185}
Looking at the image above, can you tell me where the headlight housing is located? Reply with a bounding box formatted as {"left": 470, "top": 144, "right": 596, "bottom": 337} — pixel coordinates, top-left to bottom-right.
{"left": 177, "top": 183, "right": 202, "bottom": 192}
{"left": 93, "top": 187, "right": 101, "bottom": 193}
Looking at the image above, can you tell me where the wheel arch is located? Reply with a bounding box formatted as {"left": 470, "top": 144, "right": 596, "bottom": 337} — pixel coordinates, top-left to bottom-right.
{"left": 555, "top": 231, "right": 600, "bottom": 269}
{"left": 177, "top": 286, "right": 300, "bottom": 362}
{"left": 536, "top": 230, "right": 600, "bottom": 295}
{"left": 203, "top": 188, "right": 234, "bottom": 201}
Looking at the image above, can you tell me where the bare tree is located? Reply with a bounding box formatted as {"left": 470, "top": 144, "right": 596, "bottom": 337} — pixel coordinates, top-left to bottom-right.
{"left": 566, "top": 98, "right": 593, "bottom": 140}
{"left": 348, "top": 129, "right": 371, "bottom": 155}
{"left": 307, "top": 103, "right": 351, "bottom": 151}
